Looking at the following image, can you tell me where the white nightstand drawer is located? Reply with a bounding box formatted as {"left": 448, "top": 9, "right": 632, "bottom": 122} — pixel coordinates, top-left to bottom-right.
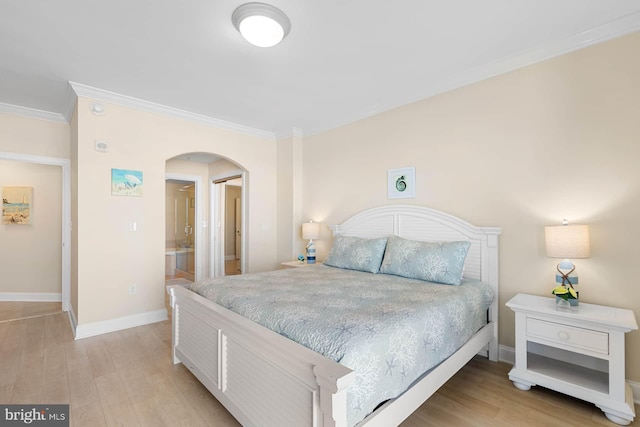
{"left": 527, "top": 318, "right": 608, "bottom": 355}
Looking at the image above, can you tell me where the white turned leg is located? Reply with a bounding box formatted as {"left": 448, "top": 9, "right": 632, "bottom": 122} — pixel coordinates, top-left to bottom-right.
{"left": 604, "top": 412, "right": 632, "bottom": 426}
{"left": 512, "top": 381, "right": 531, "bottom": 391}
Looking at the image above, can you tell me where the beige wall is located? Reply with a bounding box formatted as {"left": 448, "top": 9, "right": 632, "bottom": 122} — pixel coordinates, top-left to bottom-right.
{"left": 73, "top": 97, "right": 277, "bottom": 325}
{"left": 276, "top": 133, "right": 304, "bottom": 262}
{"left": 0, "top": 113, "right": 70, "bottom": 158}
{"left": 0, "top": 160, "right": 62, "bottom": 294}
{"left": 0, "top": 112, "right": 69, "bottom": 298}
{"left": 303, "top": 32, "right": 640, "bottom": 381}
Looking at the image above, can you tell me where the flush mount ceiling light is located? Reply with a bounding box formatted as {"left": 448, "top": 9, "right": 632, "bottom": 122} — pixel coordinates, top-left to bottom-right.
{"left": 232, "top": 2, "right": 291, "bottom": 48}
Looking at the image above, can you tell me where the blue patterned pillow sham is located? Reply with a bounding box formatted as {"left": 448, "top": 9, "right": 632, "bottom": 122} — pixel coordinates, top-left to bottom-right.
{"left": 379, "top": 235, "right": 470, "bottom": 285}
{"left": 324, "top": 235, "right": 388, "bottom": 274}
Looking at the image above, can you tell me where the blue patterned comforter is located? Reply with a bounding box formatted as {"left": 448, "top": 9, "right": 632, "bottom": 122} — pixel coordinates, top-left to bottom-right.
{"left": 190, "top": 265, "right": 493, "bottom": 426}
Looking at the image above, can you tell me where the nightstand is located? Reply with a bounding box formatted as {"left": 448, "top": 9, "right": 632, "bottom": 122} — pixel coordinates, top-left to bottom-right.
{"left": 506, "top": 293, "right": 638, "bottom": 425}
{"left": 280, "top": 261, "right": 322, "bottom": 268}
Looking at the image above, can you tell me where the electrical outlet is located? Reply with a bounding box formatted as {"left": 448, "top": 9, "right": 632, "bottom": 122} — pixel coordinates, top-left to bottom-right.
{"left": 129, "top": 284, "right": 137, "bottom": 295}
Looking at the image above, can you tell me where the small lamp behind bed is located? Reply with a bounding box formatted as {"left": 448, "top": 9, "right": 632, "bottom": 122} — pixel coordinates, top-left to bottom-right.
{"left": 302, "top": 221, "right": 321, "bottom": 264}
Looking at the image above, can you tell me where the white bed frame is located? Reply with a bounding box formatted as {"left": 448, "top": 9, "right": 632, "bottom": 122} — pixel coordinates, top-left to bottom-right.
{"left": 168, "top": 205, "right": 501, "bottom": 427}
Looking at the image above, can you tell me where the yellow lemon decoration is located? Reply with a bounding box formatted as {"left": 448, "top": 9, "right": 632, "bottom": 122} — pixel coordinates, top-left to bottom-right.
{"left": 552, "top": 285, "right": 578, "bottom": 301}
{"left": 552, "top": 286, "right": 568, "bottom": 295}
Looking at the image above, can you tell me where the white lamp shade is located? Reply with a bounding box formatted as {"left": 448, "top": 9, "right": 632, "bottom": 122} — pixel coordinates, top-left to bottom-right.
{"left": 545, "top": 224, "right": 590, "bottom": 259}
{"left": 302, "top": 222, "right": 320, "bottom": 240}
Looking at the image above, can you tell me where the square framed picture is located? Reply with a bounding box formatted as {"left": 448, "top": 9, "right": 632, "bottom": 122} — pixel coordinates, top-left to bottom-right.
{"left": 387, "top": 167, "right": 415, "bottom": 199}
{"left": 111, "top": 169, "right": 143, "bottom": 197}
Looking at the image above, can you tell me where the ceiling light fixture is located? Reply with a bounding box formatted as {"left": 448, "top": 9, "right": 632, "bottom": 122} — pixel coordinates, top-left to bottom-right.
{"left": 232, "top": 2, "right": 291, "bottom": 48}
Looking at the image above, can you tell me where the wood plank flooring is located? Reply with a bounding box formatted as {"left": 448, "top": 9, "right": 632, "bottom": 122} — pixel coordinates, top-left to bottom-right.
{"left": 0, "top": 311, "right": 637, "bottom": 426}
{"left": 0, "top": 301, "right": 61, "bottom": 323}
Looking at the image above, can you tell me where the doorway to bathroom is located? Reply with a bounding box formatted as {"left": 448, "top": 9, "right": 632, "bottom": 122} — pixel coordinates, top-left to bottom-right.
{"left": 165, "top": 179, "right": 196, "bottom": 283}
{"left": 211, "top": 172, "right": 245, "bottom": 277}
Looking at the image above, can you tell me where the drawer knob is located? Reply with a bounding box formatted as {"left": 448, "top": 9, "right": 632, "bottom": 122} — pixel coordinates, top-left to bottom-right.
{"left": 557, "top": 331, "right": 570, "bottom": 340}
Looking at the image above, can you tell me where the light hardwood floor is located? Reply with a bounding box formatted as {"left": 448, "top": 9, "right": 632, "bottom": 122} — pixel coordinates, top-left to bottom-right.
{"left": 0, "top": 311, "right": 637, "bottom": 426}
{"left": 0, "top": 301, "right": 61, "bottom": 323}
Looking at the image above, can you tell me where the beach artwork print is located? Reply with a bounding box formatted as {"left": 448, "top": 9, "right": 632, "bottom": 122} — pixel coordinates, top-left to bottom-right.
{"left": 2, "top": 186, "right": 32, "bottom": 224}
{"left": 111, "top": 168, "right": 143, "bottom": 197}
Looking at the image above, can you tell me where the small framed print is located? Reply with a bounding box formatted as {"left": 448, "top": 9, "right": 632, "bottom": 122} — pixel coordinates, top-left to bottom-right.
{"left": 387, "top": 167, "right": 415, "bottom": 199}
{"left": 111, "top": 168, "right": 143, "bottom": 197}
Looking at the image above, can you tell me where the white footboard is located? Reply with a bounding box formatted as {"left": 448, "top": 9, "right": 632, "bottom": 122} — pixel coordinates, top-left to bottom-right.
{"left": 168, "top": 285, "right": 355, "bottom": 427}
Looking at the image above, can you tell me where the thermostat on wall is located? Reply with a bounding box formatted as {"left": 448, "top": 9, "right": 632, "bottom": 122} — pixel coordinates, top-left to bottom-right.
{"left": 94, "top": 140, "right": 109, "bottom": 153}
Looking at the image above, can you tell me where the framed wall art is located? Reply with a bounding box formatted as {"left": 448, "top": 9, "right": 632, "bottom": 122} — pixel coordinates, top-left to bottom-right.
{"left": 2, "top": 186, "right": 33, "bottom": 224}
{"left": 387, "top": 167, "right": 415, "bottom": 199}
{"left": 111, "top": 168, "right": 143, "bottom": 197}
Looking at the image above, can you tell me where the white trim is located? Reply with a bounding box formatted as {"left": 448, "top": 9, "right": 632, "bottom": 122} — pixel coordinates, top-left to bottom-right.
{"left": 499, "top": 344, "right": 515, "bottom": 365}
{"left": 631, "top": 381, "right": 640, "bottom": 405}
{"left": 63, "top": 82, "right": 78, "bottom": 122}
{"left": 0, "top": 292, "right": 62, "bottom": 302}
{"left": 0, "top": 152, "right": 71, "bottom": 313}
{"left": 498, "top": 344, "right": 640, "bottom": 405}
{"left": 0, "top": 102, "right": 67, "bottom": 123}
{"left": 74, "top": 309, "right": 168, "bottom": 340}
{"left": 68, "top": 82, "right": 276, "bottom": 140}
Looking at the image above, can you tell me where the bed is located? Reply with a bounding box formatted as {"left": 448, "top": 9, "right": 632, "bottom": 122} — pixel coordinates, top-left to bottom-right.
{"left": 167, "top": 205, "right": 501, "bottom": 426}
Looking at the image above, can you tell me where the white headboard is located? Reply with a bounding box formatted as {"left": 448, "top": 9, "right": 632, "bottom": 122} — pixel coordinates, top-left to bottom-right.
{"left": 329, "top": 205, "right": 502, "bottom": 330}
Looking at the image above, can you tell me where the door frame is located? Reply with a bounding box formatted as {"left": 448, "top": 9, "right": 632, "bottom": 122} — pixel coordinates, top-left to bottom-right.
{"left": 210, "top": 170, "right": 246, "bottom": 277}
{"left": 165, "top": 173, "right": 204, "bottom": 280}
{"left": 0, "top": 151, "right": 70, "bottom": 312}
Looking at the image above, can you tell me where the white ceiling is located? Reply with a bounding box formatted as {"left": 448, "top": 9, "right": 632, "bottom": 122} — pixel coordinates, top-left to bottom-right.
{"left": 1, "top": 1, "right": 640, "bottom": 138}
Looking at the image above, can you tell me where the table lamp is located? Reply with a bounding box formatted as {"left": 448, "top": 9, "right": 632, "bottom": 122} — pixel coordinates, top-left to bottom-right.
{"left": 545, "top": 220, "right": 590, "bottom": 305}
{"left": 302, "top": 221, "right": 321, "bottom": 264}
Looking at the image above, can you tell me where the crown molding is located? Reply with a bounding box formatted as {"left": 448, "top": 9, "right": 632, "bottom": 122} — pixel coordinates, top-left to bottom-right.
{"left": 0, "top": 102, "right": 66, "bottom": 124}
{"left": 63, "top": 82, "right": 78, "bottom": 122}
{"left": 67, "top": 81, "right": 276, "bottom": 140}
{"left": 275, "top": 126, "right": 305, "bottom": 140}
{"left": 438, "top": 10, "right": 640, "bottom": 94}
{"left": 303, "top": 12, "right": 640, "bottom": 137}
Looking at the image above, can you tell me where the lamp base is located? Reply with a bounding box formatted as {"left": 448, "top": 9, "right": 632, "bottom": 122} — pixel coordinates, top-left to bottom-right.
{"left": 555, "top": 296, "right": 579, "bottom": 307}
{"left": 306, "top": 240, "right": 316, "bottom": 264}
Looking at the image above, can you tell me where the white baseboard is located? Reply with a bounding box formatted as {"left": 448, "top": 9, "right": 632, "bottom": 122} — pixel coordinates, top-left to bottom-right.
{"left": 498, "top": 344, "right": 515, "bottom": 365}
{"left": 0, "top": 292, "right": 62, "bottom": 302}
{"left": 631, "top": 381, "right": 640, "bottom": 406}
{"left": 74, "top": 309, "right": 168, "bottom": 340}
{"left": 497, "top": 344, "right": 639, "bottom": 405}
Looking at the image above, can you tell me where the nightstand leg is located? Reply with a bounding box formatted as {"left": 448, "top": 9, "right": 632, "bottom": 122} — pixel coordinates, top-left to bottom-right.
{"left": 603, "top": 412, "right": 631, "bottom": 426}
{"left": 512, "top": 381, "right": 532, "bottom": 391}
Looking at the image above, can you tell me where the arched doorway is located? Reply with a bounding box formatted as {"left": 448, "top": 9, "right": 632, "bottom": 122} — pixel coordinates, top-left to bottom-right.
{"left": 165, "top": 152, "right": 246, "bottom": 285}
